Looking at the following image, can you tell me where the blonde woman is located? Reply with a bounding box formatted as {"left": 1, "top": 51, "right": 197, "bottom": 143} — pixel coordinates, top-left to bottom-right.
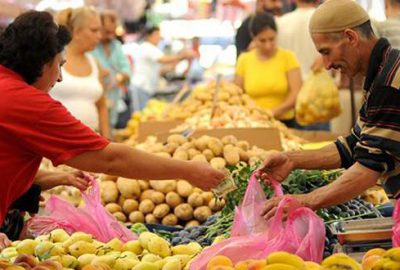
{"left": 51, "top": 7, "right": 111, "bottom": 139}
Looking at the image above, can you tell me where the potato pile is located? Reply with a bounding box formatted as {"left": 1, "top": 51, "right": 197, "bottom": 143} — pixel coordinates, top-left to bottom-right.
{"left": 100, "top": 177, "right": 224, "bottom": 228}
{"left": 135, "top": 134, "right": 269, "bottom": 168}
{"left": 166, "top": 81, "right": 253, "bottom": 120}
{"left": 171, "top": 104, "right": 303, "bottom": 152}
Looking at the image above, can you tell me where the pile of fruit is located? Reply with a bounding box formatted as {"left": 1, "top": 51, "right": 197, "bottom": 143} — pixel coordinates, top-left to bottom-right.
{"left": 135, "top": 134, "right": 270, "bottom": 168}
{"left": 100, "top": 174, "right": 224, "bottom": 228}
{"left": 361, "top": 247, "right": 400, "bottom": 270}
{"left": 203, "top": 251, "right": 365, "bottom": 270}
{"left": 0, "top": 229, "right": 201, "bottom": 270}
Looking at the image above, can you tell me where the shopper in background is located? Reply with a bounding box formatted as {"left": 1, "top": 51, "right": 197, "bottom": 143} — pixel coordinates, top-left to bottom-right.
{"left": 260, "top": 0, "right": 400, "bottom": 218}
{"left": 376, "top": 0, "right": 400, "bottom": 49}
{"left": 235, "top": 0, "right": 283, "bottom": 58}
{"left": 0, "top": 11, "right": 225, "bottom": 247}
{"left": 277, "top": 0, "right": 330, "bottom": 131}
{"left": 92, "top": 10, "right": 132, "bottom": 129}
{"left": 234, "top": 12, "right": 302, "bottom": 128}
{"left": 51, "top": 7, "right": 111, "bottom": 139}
{"left": 131, "top": 26, "right": 193, "bottom": 111}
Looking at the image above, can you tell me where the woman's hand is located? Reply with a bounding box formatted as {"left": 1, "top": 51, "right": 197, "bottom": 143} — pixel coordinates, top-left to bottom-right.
{"left": 0, "top": 233, "right": 11, "bottom": 250}
{"left": 35, "top": 170, "right": 90, "bottom": 191}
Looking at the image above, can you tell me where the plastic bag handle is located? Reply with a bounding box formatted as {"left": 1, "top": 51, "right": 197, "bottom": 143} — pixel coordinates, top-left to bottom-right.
{"left": 251, "top": 171, "right": 283, "bottom": 197}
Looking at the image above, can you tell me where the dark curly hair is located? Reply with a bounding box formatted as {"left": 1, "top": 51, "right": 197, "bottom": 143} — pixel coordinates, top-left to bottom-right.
{"left": 0, "top": 11, "right": 71, "bottom": 84}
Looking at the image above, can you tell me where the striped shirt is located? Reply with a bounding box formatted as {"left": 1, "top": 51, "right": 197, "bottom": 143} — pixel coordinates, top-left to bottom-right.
{"left": 376, "top": 17, "right": 400, "bottom": 49}
{"left": 335, "top": 38, "right": 400, "bottom": 197}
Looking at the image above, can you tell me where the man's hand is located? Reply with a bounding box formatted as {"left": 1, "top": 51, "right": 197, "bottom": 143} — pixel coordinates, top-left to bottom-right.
{"left": 35, "top": 170, "right": 89, "bottom": 191}
{"left": 0, "top": 233, "right": 11, "bottom": 250}
{"left": 185, "top": 161, "right": 226, "bottom": 191}
{"left": 258, "top": 151, "right": 295, "bottom": 183}
{"left": 261, "top": 194, "right": 311, "bottom": 220}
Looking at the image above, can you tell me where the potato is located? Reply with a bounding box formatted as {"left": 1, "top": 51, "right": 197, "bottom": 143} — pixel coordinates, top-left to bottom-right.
{"left": 140, "top": 190, "right": 154, "bottom": 201}
{"left": 180, "top": 142, "right": 194, "bottom": 151}
{"left": 129, "top": 211, "right": 145, "bottom": 223}
{"left": 117, "top": 178, "right": 141, "bottom": 199}
{"left": 173, "top": 150, "right": 188, "bottom": 160}
{"left": 194, "top": 206, "right": 212, "bottom": 222}
{"left": 165, "top": 192, "right": 183, "bottom": 208}
{"left": 149, "top": 143, "right": 165, "bottom": 153}
{"left": 167, "top": 134, "right": 187, "bottom": 145}
{"left": 123, "top": 199, "right": 139, "bottom": 214}
{"left": 238, "top": 148, "right": 250, "bottom": 162}
{"left": 101, "top": 174, "right": 118, "bottom": 182}
{"left": 223, "top": 145, "right": 240, "bottom": 166}
{"left": 139, "top": 199, "right": 155, "bottom": 214}
{"left": 174, "top": 204, "right": 193, "bottom": 221}
{"left": 209, "top": 198, "right": 225, "bottom": 212}
{"left": 118, "top": 195, "right": 127, "bottom": 206}
{"left": 162, "top": 214, "right": 178, "bottom": 226}
{"left": 201, "top": 192, "right": 214, "bottom": 205}
{"left": 207, "top": 138, "right": 223, "bottom": 156}
{"left": 113, "top": 212, "right": 127, "bottom": 222}
{"left": 153, "top": 204, "right": 170, "bottom": 219}
{"left": 176, "top": 180, "right": 193, "bottom": 198}
{"left": 210, "top": 157, "right": 226, "bottom": 170}
{"left": 221, "top": 135, "right": 238, "bottom": 145}
{"left": 150, "top": 191, "right": 165, "bottom": 204}
{"left": 186, "top": 220, "right": 200, "bottom": 227}
{"left": 236, "top": 140, "right": 250, "bottom": 151}
{"left": 191, "top": 154, "right": 207, "bottom": 162}
{"left": 187, "top": 193, "right": 204, "bottom": 208}
{"left": 217, "top": 92, "right": 230, "bottom": 101}
{"left": 145, "top": 214, "right": 159, "bottom": 224}
{"left": 188, "top": 148, "right": 201, "bottom": 160}
{"left": 138, "top": 180, "right": 150, "bottom": 191}
{"left": 149, "top": 180, "right": 177, "bottom": 194}
{"left": 202, "top": 149, "right": 214, "bottom": 161}
{"left": 228, "top": 95, "right": 241, "bottom": 105}
{"left": 194, "top": 136, "right": 209, "bottom": 151}
{"left": 195, "top": 91, "right": 212, "bottom": 101}
{"left": 100, "top": 181, "right": 118, "bottom": 203}
{"left": 105, "top": 203, "right": 121, "bottom": 214}
{"left": 164, "top": 142, "right": 179, "bottom": 154}
{"left": 156, "top": 152, "right": 171, "bottom": 159}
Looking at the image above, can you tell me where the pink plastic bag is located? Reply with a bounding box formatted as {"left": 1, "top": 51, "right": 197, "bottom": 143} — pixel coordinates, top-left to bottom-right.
{"left": 27, "top": 174, "right": 136, "bottom": 243}
{"left": 392, "top": 200, "right": 400, "bottom": 246}
{"left": 190, "top": 172, "right": 325, "bottom": 270}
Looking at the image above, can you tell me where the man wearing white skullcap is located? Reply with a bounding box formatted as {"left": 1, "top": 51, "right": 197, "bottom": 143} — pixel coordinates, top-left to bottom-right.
{"left": 260, "top": 0, "right": 400, "bottom": 218}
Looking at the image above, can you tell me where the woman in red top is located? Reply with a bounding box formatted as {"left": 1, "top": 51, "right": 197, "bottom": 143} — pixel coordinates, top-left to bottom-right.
{"left": 0, "top": 11, "right": 225, "bottom": 247}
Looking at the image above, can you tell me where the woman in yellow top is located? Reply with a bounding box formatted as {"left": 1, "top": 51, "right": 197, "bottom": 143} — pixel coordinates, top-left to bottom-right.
{"left": 234, "top": 12, "right": 302, "bottom": 127}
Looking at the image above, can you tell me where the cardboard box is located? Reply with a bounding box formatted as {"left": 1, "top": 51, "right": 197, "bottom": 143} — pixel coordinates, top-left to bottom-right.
{"left": 138, "top": 120, "right": 183, "bottom": 142}
{"left": 151, "top": 127, "right": 283, "bottom": 151}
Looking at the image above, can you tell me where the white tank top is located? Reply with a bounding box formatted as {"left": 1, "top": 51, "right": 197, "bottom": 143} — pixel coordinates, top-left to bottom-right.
{"left": 51, "top": 54, "right": 103, "bottom": 130}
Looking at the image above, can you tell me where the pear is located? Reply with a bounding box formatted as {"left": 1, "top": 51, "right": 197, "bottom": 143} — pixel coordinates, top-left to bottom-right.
{"left": 138, "top": 232, "right": 158, "bottom": 250}
{"left": 77, "top": 254, "right": 96, "bottom": 268}
{"left": 16, "top": 239, "right": 38, "bottom": 255}
{"left": 60, "top": 255, "right": 79, "bottom": 268}
{"left": 141, "top": 253, "right": 162, "bottom": 263}
{"left": 122, "top": 240, "right": 143, "bottom": 255}
{"left": 68, "top": 241, "right": 97, "bottom": 257}
{"left": 1, "top": 247, "right": 18, "bottom": 259}
{"left": 49, "top": 229, "right": 69, "bottom": 243}
{"left": 147, "top": 237, "right": 171, "bottom": 258}
{"left": 105, "top": 238, "right": 123, "bottom": 252}
{"left": 120, "top": 251, "right": 138, "bottom": 260}
{"left": 62, "top": 232, "right": 93, "bottom": 249}
{"left": 132, "top": 262, "right": 159, "bottom": 270}
{"left": 91, "top": 255, "right": 116, "bottom": 268}
{"left": 162, "top": 259, "right": 181, "bottom": 270}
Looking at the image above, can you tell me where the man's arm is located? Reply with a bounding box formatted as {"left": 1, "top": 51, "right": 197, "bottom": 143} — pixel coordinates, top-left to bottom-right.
{"left": 64, "top": 143, "right": 224, "bottom": 191}
{"left": 307, "top": 162, "right": 380, "bottom": 209}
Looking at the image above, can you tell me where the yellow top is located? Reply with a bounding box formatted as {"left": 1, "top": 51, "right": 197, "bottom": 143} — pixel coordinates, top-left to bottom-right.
{"left": 236, "top": 48, "right": 300, "bottom": 120}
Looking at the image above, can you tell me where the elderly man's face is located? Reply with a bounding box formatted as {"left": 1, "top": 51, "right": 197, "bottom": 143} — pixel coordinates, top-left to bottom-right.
{"left": 312, "top": 31, "right": 361, "bottom": 77}
{"left": 257, "top": 0, "right": 282, "bottom": 16}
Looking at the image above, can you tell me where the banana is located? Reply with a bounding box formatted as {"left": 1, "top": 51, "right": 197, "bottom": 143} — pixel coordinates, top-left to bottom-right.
{"left": 372, "top": 258, "right": 394, "bottom": 270}
{"left": 263, "top": 263, "right": 300, "bottom": 270}
{"left": 322, "top": 254, "right": 361, "bottom": 270}
{"left": 384, "top": 248, "right": 400, "bottom": 262}
{"left": 266, "top": 252, "right": 306, "bottom": 269}
{"left": 382, "top": 260, "right": 400, "bottom": 270}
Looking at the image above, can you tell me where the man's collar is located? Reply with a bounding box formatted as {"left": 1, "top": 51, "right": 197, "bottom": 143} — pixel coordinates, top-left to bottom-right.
{"left": 364, "top": 38, "right": 391, "bottom": 91}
